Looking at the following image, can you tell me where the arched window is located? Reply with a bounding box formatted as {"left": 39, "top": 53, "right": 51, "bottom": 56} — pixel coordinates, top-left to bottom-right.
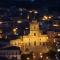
{"left": 34, "top": 41, "right": 36, "bottom": 46}
{"left": 34, "top": 33, "right": 36, "bottom": 36}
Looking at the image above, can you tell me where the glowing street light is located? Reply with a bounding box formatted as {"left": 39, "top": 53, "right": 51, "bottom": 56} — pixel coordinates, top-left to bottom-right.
{"left": 25, "top": 28, "right": 29, "bottom": 29}
{"left": 49, "top": 16, "right": 52, "bottom": 19}
{"left": 42, "top": 16, "right": 52, "bottom": 20}
{"left": 53, "top": 24, "right": 59, "bottom": 27}
{"left": 29, "top": 10, "right": 32, "bottom": 13}
{"left": 40, "top": 55, "right": 43, "bottom": 58}
{"left": 13, "top": 28, "right": 18, "bottom": 35}
{"left": 58, "top": 34, "right": 60, "bottom": 36}
{"left": 0, "top": 22, "right": 3, "bottom": 24}
{"left": 26, "top": 57, "right": 30, "bottom": 60}
{"left": 57, "top": 49, "right": 60, "bottom": 52}
{"left": 0, "top": 30, "right": 2, "bottom": 33}
{"left": 19, "top": 8, "right": 23, "bottom": 11}
{"left": 46, "top": 56, "right": 49, "bottom": 59}
{"left": 27, "top": 15, "right": 30, "bottom": 20}
{"left": 42, "top": 16, "right": 48, "bottom": 20}
{"left": 13, "top": 28, "right": 18, "bottom": 32}
{"left": 17, "top": 20, "right": 22, "bottom": 23}
{"left": 34, "top": 11, "right": 38, "bottom": 14}
{"left": 39, "top": 53, "right": 43, "bottom": 58}
{"left": 54, "top": 39, "right": 56, "bottom": 43}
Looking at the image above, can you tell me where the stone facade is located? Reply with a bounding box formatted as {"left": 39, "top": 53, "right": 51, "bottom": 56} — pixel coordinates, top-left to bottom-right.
{"left": 10, "top": 20, "right": 48, "bottom": 51}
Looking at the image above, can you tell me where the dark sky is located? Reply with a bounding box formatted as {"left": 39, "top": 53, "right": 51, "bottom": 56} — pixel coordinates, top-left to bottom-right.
{"left": 0, "top": 0, "right": 60, "bottom": 10}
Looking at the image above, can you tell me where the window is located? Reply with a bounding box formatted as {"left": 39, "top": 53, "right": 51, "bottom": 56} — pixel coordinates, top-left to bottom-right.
{"left": 43, "top": 43, "right": 45, "bottom": 46}
{"left": 40, "top": 42, "right": 41, "bottom": 45}
{"left": 29, "top": 42, "right": 30, "bottom": 46}
{"left": 34, "top": 26, "right": 36, "bottom": 29}
{"left": 34, "top": 41, "right": 36, "bottom": 46}
{"left": 34, "top": 33, "right": 36, "bottom": 36}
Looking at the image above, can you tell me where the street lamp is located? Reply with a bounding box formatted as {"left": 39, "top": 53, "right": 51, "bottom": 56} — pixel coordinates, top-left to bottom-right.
{"left": 13, "top": 28, "right": 18, "bottom": 35}
{"left": 0, "top": 21, "right": 3, "bottom": 24}
{"left": 54, "top": 39, "right": 56, "bottom": 43}
{"left": 19, "top": 8, "right": 23, "bottom": 11}
{"left": 29, "top": 10, "right": 32, "bottom": 13}
{"left": 17, "top": 20, "right": 22, "bottom": 24}
{"left": 53, "top": 24, "right": 59, "bottom": 27}
{"left": 42, "top": 16, "right": 52, "bottom": 20}
{"left": 42, "top": 16, "right": 48, "bottom": 20}
{"left": 34, "top": 11, "right": 38, "bottom": 14}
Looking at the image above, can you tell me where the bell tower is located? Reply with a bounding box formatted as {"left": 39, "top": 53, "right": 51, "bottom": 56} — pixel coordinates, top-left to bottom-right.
{"left": 30, "top": 20, "right": 40, "bottom": 36}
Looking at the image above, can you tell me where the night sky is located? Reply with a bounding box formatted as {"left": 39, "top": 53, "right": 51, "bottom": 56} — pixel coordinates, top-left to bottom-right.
{"left": 0, "top": 0, "right": 60, "bottom": 13}
{"left": 0, "top": 0, "right": 60, "bottom": 46}
{"left": 0, "top": 0, "right": 60, "bottom": 8}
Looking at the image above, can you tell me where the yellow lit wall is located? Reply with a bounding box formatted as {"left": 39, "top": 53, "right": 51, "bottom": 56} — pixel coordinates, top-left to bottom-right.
{"left": 10, "top": 20, "right": 48, "bottom": 47}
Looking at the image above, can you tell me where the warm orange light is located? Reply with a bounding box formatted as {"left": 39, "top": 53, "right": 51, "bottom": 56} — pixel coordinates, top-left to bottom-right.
{"left": 10, "top": 20, "right": 48, "bottom": 48}
{"left": 44, "top": 16, "right": 48, "bottom": 19}
{"left": 49, "top": 16, "right": 52, "bottom": 19}
{"left": 13, "top": 28, "right": 18, "bottom": 35}
{"left": 13, "top": 28, "right": 18, "bottom": 32}
{"left": 42, "top": 16, "right": 52, "bottom": 20}
{"left": 42, "top": 16, "right": 48, "bottom": 20}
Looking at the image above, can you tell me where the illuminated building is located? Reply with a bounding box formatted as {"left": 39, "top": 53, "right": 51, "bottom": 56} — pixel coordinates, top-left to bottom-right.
{"left": 10, "top": 20, "right": 48, "bottom": 51}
